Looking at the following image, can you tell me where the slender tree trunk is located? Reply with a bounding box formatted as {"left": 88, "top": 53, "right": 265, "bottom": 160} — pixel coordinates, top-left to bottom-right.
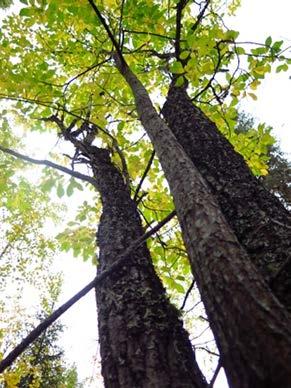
{"left": 114, "top": 58, "right": 291, "bottom": 387}
{"left": 86, "top": 146, "right": 206, "bottom": 388}
{"left": 161, "top": 84, "right": 291, "bottom": 310}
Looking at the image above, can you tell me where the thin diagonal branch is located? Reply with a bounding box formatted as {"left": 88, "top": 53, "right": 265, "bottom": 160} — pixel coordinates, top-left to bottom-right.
{"left": 124, "top": 29, "right": 175, "bottom": 41}
{"left": 0, "top": 145, "right": 97, "bottom": 186}
{"left": 0, "top": 209, "right": 176, "bottom": 373}
{"left": 180, "top": 278, "right": 195, "bottom": 310}
{"left": 88, "top": 0, "right": 125, "bottom": 65}
{"left": 208, "top": 359, "right": 222, "bottom": 388}
{"left": 191, "top": 0, "right": 211, "bottom": 33}
{"left": 64, "top": 58, "right": 110, "bottom": 93}
{"left": 133, "top": 150, "right": 155, "bottom": 202}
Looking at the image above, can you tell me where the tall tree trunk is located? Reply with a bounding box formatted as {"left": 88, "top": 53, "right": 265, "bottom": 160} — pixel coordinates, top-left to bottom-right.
{"left": 87, "top": 146, "right": 206, "bottom": 388}
{"left": 161, "top": 84, "right": 291, "bottom": 310}
{"left": 114, "top": 58, "right": 291, "bottom": 387}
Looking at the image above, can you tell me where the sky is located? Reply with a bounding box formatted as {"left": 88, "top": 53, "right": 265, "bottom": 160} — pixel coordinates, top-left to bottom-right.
{"left": 1, "top": 1, "right": 291, "bottom": 387}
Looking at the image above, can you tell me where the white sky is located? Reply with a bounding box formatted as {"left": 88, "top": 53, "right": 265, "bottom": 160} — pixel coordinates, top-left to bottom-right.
{"left": 1, "top": 1, "right": 291, "bottom": 387}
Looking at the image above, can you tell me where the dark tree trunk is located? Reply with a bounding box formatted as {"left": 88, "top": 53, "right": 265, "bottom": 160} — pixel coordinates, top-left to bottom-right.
{"left": 88, "top": 146, "right": 206, "bottom": 388}
{"left": 161, "top": 84, "right": 291, "bottom": 310}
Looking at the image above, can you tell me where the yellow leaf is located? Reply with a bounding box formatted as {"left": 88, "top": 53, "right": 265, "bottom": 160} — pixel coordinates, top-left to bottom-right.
{"left": 248, "top": 92, "right": 257, "bottom": 101}
{"left": 249, "top": 80, "right": 260, "bottom": 90}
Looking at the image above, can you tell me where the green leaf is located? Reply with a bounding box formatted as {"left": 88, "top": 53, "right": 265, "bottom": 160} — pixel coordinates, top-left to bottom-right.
{"left": 265, "top": 36, "right": 272, "bottom": 46}
{"left": 19, "top": 7, "right": 34, "bottom": 17}
{"left": 175, "top": 76, "right": 185, "bottom": 87}
{"left": 41, "top": 178, "right": 55, "bottom": 193}
{"left": 179, "top": 51, "right": 190, "bottom": 60}
{"left": 57, "top": 184, "right": 65, "bottom": 198}
{"left": 276, "top": 63, "right": 288, "bottom": 73}
{"left": 66, "top": 182, "right": 74, "bottom": 197}
{"left": 170, "top": 61, "right": 185, "bottom": 74}
{"left": 72, "top": 180, "right": 84, "bottom": 191}
{"left": 272, "top": 40, "right": 283, "bottom": 52}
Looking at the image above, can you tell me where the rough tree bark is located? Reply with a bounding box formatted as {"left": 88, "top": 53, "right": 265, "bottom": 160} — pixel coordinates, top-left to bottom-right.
{"left": 161, "top": 84, "right": 291, "bottom": 310}
{"left": 113, "top": 57, "right": 291, "bottom": 388}
{"left": 86, "top": 145, "right": 206, "bottom": 388}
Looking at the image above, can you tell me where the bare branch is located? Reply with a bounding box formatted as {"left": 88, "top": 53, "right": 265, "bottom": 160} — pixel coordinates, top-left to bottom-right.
{"left": 87, "top": 0, "right": 125, "bottom": 66}
{"left": 0, "top": 145, "right": 97, "bottom": 186}
{"left": 133, "top": 150, "right": 155, "bottom": 202}
{"left": 191, "top": 0, "right": 211, "bottom": 33}
{"left": 208, "top": 359, "right": 222, "bottom": 388}
{"left": 180, "top": 278, "right": 195, "bottom": 310}
{"left": 124, "top": 29, "right": 175, "bottom": 41}
{"left": 0, "top": 209, "right": 176, "bottom": 373}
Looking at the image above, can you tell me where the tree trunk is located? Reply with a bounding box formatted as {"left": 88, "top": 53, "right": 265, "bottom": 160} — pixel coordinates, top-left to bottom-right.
{"left": 115, "top": 59, "right": 291, "bottom": 387}
{"left": 161, "top": 84, "right": 291, "bottom": 310}
{"left": 88, "top": 146, "right": 206, "bottom": 388}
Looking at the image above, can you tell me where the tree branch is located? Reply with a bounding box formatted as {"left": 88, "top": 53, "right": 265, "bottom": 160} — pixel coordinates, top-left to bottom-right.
{"left": 180, "top": 278, "right": 195, "bottom": 310}
{"left": 123, "top": 29, "right": 175, "bottom": 41}
{"left": 87, "top": 0, "right": 125, "bottom": 66}
{"left": 133, "top": 150, "right": 155, "bottom": 202}
{"left": 0, "top": 209, "right": 176, "bottom": 373}
{"left": 0, "top": 145, "right": 97, "bottom": 186}
{"left": 191, "top": 0, "right": 211, "bottom": 33}
{"left": 175, "top": 0, "right": 188, "bottom": 58}
{"left": 208, "top": 358, "right": 222, "bottom": 388}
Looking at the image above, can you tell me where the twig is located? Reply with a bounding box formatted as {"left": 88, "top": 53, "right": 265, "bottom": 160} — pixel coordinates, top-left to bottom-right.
{"left": 180, "top": 279, "right": 195, "bottom": 310}
{"left": 124, "top": 29, "right": 175, "bottom": 41}
{"left": 133, "top": 150, "right": 155, "bottom": 202}
{"left": 0, "top": 145, "right": 97, "bottom": 186}
{"left": 208, "top": 359, "right": 222, "bottom": 388}
{"left": 191, "top": 0, "right": 211, "bottom": 33}
{"left": 195, "top": 346, "right": 219, "bottom": 357}
{"left": 0, "top": 210, "right": 176, "bottom": 373}
{"left": 63, "top": 58, "right": 110, "bottom": 93}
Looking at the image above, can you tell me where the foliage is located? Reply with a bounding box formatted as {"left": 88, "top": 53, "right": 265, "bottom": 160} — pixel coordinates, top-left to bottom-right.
{"left": 0, "top": 0, "right": 13, "bottom": 9}
{"left": 236, "top": 112, "right": 291, "bottom": 206}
